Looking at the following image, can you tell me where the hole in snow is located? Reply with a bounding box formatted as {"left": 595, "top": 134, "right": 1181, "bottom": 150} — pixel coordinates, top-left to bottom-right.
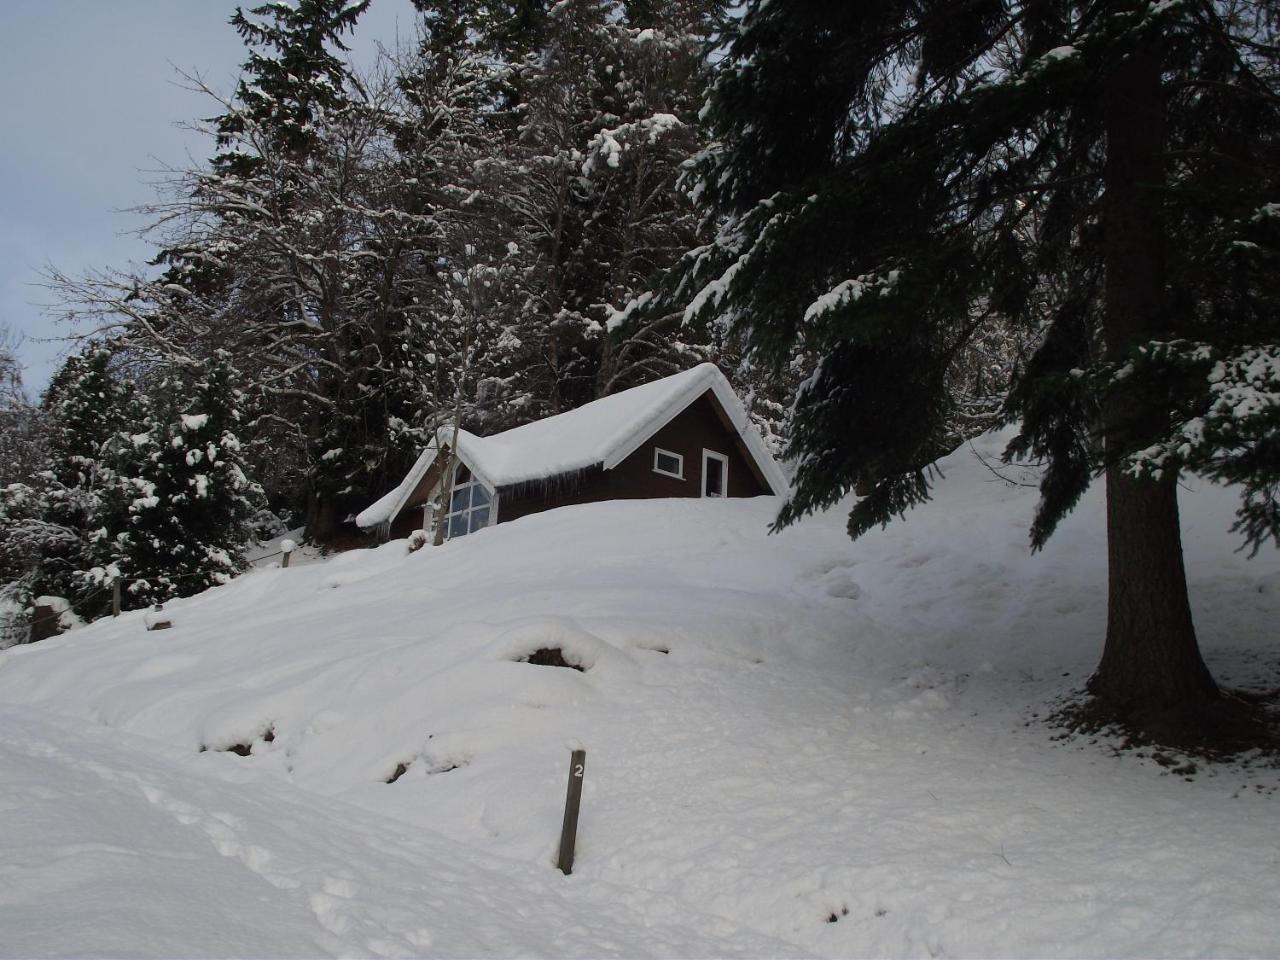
{"left": 631, "top": 641, "right": 670, "bottom": 655}
{"left": 423, "top": 751, "right": 468, "bottom": 775}
{"left": 201, "top": 725, "right": 275, "bottom": 757}
{"left": 520, "top": 647, "right": 586, "bottom": 672}
{"left": 827, "top": 907, "right": 849, "bottom": 923}
{"left": 386, "top": 752, "right": 467, "bottom": 783}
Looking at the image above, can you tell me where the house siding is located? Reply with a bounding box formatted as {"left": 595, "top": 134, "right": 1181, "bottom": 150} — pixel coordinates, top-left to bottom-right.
{"left": 496, "top": 467, "right": 614, "bottom": 525}
{"left": 496, "top": 391, "right": 771, "bottom": 524}
{"left": 387, "top": 456, "right": 449, "bottom": 540}
{"left": 607, "top": 391, "right": 772, "bottom": 499}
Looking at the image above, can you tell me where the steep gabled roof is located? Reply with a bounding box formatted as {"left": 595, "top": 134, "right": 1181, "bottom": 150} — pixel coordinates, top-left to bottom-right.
{"left": 357, "top": 363, "right": 788, "bottom": 531}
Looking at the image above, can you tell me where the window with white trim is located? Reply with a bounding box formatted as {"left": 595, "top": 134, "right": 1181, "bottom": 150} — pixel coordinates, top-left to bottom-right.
{"left": 443, "top": 461, "right": 496, "bottom": 539}
{"left": 653, "top": 447, "right": 684, "bottom": 479}
{"left": 702, "top": 449, "right": 729, "bottom": 497}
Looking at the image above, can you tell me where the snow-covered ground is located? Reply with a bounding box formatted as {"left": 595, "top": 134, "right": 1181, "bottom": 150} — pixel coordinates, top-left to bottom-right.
{"left": 2, "top": 431, "right": 1278, "bottom": 958}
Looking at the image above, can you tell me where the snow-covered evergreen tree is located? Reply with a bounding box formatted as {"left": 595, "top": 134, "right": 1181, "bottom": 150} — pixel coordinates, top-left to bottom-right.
{"left": 215, "top": 0, "right": 371, "bottom": 179}
{"left": 392, "top": 30, "right": 542, "bottom": 424}
{"left": 53, "top": 0, "right": 401, "bottom": 541}
{"left": 115, "top": 357, "right": 259, "bottom": 605}
{"left": 0, "top": 346, "right": 261, "bottom": 621}
{"left": 421, "top": 0, "right": 721, "bottom": 413}
{"left": 45, "top": 0, "right": 744, "bottom": 546}
{"left": 687, "top": 0, "right": 1280, "bottom": 740}
{"left": 0, "top": 325, "right": 47, "bottom": 489}
{"left": 0, "top": 324, "right": 21, "bottom": 407}
{"left": 574, "top": 0, "right": 721, "bottom": 396}
{"left": 0, "top": 346, "right": 134, "bottom": 617}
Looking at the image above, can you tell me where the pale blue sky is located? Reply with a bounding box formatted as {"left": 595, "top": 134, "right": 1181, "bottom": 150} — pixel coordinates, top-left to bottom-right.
{"left": 0, "top": 0, "right": 416, "bottom": 395}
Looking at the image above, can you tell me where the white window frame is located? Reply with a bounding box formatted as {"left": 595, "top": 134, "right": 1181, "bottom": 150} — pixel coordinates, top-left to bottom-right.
{"left": 441, "top": 460, "right": 498, "bottom": 540}
{"left": 701, "top": 449, "right": 729, "bottom": 498}
{"left": 652, "top": 447, "right": 685, "bottom": 480}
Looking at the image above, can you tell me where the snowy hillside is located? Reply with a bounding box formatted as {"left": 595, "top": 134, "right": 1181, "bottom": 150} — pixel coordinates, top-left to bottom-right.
{"left": 2, "top": 431, "right": 1278, "bottom": 958}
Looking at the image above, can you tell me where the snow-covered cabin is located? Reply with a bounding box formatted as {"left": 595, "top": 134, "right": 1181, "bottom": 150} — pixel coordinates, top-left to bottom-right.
{"left": 357, "top": 363, "right": 788, "bottom": 543}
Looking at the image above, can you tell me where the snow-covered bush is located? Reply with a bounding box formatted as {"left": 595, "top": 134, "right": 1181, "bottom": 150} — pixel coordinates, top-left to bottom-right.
{"left": 0, "top": 579, "right": 32, "bottom": 650}
{"left": 248, "top": 509, "right": 290, "bottom": 543}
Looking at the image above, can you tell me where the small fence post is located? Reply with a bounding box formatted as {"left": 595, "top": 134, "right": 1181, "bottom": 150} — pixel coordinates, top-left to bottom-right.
{"left": 280, "top": 538, "right": 296, "bottom": 569}
{"left": 557, "top": 747, "right": 586, "bottom": 875}
{"left": 111, "top": 577, "right": 121, "bottom": 618}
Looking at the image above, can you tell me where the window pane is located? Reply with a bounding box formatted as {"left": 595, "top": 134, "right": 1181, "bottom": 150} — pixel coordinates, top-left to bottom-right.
{"left": 469, "top": 508, "right": 489, "bottom": 534}
{"left": 656, "top": 451, "right": 681, "bottom": 476}
{"left": 448, "top": 512, "right": 469, "bottom": 539}
{"left": 471, "top": 484, "right": 491, "bottom": 508}
{"left": 455, "top": 462, "right": 470, "bottom": 484}
{"left": 706, "top": 457, "right": 724, "bottom": 496}
{"left": 451, "top": 486, "right": 470, "bottom": 513}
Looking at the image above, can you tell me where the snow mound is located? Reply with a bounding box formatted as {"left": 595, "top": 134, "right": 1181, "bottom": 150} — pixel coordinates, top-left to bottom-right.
{"left": 487, "top": 618, "right": 633, "bottom": 674}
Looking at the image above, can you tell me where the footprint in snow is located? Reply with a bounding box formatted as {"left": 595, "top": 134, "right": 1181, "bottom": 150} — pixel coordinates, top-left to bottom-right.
{"left": 822, "top": 573, "right": 862, "bottom": 600}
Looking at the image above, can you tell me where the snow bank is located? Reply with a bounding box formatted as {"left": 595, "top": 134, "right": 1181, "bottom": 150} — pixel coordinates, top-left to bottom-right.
{"left": 2, "top": 430, "right": 1279, "bottom": 957}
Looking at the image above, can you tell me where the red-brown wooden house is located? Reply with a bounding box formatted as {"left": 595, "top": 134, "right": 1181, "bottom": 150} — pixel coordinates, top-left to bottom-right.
{"left": 357, "top": 363, "right": 788, "bottom": 543}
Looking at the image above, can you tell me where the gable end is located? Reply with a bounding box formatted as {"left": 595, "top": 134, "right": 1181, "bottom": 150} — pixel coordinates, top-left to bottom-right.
{"left": 603, "top": 382, "right": 783, "bottom": 496}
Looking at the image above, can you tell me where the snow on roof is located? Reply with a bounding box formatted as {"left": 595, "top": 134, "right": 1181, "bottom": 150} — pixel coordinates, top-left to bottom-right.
{"left": 356, "top": 363, "right": 787, "bottom": 531}
{"left": 358, "top": 484, "right": 409, "bottom": 532}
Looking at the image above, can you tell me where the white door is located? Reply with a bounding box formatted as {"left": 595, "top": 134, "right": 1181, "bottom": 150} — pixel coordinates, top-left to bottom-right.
{"left": 702, "top": 449, "right": 729, "bottom": 497}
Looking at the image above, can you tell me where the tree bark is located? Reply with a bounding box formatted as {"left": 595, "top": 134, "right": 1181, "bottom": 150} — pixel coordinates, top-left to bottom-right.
{"left": 1091, "top": 41, "right": 1218, "bottom": 726}
{"left": 305, "top": 491, "right": 338, "bottom": 545}
{"left": 433, "top": 292, "right": 475, "bottom": 548}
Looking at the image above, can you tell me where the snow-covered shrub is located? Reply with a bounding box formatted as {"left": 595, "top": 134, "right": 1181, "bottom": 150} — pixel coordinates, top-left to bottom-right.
{"left": 0, "top": 579, "right": 32, "bottom": 650}
{"left": 249, "top": 509, "right": 289, "bottom": 543}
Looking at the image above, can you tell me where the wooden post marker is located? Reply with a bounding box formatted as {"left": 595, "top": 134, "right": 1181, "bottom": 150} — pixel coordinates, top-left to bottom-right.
{"left": 111, "top": 577, "right": 121, "bottom": 618}
{"left": 280, "top": 538, "right": 296, "bottom": 569}
{"left": 557, "top": 747, "right": 586, "bottom": 876}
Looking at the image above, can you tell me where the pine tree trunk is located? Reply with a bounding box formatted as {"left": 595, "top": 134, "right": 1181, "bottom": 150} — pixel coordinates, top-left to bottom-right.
{"left": 1090, "top": 41, "right": 1218, "bottom": 728}
{"left": 305, "top": 492, "right": 338, "bottom": 545}
{"left": 1094, "top": 468, "right": 1217, "bottom": 714}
